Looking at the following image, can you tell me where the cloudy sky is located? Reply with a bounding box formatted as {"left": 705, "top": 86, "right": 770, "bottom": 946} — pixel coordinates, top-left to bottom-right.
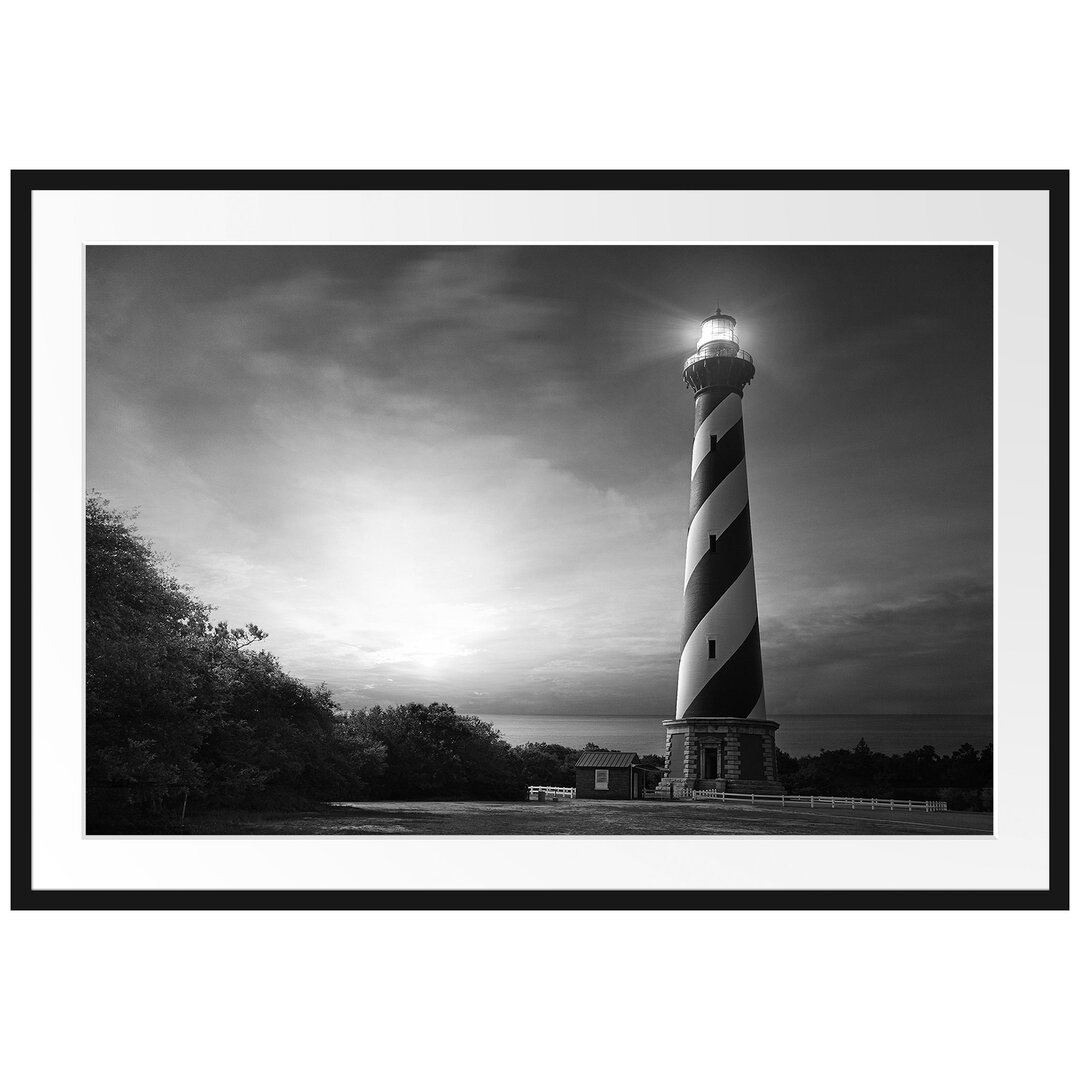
{"left": 86, "top": 245, "right": 993, "bottom": 716}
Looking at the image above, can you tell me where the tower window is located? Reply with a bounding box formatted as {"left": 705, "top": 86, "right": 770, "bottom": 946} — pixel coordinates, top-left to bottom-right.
{"left": 707, "top": 638, "right": 717, "bottom": 660}
{"left": 710, "top": 433, "right": 718, "bottom": 451}
{"left": 709, "top": 533, "right": 718, "bottom": 552}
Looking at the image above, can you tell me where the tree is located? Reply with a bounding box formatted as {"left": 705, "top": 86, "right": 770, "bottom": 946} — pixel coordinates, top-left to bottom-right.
{"left": 508, "top": 742, "right": 580, "bottom": 787}
{"left": 776, "top": 739, "right": 994, "bottom": 810}
{"left": 86, "top": 492, "right": 387, "bottom": 828}
{"left": 86, "top": 493, "right": 215, "bottom": 821}
{"left": 637, "top": 753, "right": 665, "bottom": 790}
{"left": 342, "top": 703, "right": 522, "bottom": 799}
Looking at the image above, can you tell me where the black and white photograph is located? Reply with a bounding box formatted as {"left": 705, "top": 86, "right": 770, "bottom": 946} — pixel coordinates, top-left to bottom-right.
{"left": 12, "top": 174, "right": 1063, "bottom": 910}
{"left": 84, "top": 242, "right": 995, "bottom": 837}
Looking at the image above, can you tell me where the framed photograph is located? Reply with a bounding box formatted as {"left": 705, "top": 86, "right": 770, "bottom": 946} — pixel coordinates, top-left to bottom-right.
{"left": 10, "top": 170, "right": 1068, "bottom": 909}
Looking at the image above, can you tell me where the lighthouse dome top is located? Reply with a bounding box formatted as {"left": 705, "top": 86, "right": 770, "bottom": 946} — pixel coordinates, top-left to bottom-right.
{"left": 702, "top": 306, "right": 736, "bottom": 326}
{"left": 697, "top": 307, "right": 738, "bottom": 351}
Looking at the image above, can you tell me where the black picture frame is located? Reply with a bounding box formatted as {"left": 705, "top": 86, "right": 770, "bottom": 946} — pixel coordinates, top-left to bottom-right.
{"left": 9, "top": 169, "right": 1069, "bottom": 911}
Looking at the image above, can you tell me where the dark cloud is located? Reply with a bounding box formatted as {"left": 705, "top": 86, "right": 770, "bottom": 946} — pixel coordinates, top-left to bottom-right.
{"left": 761, "top": 579, "right": 993, "bottom": 713}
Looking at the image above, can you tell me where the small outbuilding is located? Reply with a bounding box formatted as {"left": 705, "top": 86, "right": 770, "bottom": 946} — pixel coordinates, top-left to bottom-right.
{"left": 574, "top": 751, "right": 644, "bottom": 800}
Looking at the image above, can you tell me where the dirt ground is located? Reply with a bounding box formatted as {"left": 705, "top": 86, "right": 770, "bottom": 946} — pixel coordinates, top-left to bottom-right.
{"left": 190, "top": 798, "right": 993, "bottom": 835}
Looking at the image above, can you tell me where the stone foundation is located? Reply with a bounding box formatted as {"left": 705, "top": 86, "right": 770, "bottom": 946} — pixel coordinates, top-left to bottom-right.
{"left": 663, "top": 717, "right": 785, "bottom": 795}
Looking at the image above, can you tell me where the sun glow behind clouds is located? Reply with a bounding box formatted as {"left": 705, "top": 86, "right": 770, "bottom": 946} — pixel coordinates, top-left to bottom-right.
{"left": 289, "top": 435, "right": 676, "bottom": 698}
{"left": 105, "top": 365, "right": 683, "bottom": 710}
{"left": 318, "top": 492, "right": 512, "bottom": 671}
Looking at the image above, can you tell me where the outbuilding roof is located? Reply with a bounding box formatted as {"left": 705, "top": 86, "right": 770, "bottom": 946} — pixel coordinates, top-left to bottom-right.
{"left": 575, "top": 751, "right": 639, "bottom": 769}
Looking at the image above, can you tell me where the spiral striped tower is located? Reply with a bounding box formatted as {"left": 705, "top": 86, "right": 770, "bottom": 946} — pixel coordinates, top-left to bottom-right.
{"left": 662, "top": 307, "right": 783, "bottom": 795}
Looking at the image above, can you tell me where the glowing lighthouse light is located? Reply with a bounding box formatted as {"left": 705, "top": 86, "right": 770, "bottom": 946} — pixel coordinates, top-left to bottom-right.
{"left": 660, "top": 304, "right": 784, "bottom": 796}
{"left": 696, "top": 310, "right": 739, "bottom": 350}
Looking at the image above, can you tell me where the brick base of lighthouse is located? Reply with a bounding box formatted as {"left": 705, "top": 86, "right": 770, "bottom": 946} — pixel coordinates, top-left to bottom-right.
{"left": 659, "top": 718, "right": 785, "bottom": 796}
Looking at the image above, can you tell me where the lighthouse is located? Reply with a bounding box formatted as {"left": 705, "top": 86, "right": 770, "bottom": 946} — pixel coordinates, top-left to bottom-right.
{"left": 662, "top": 306, "right": 784, "bottom": 795}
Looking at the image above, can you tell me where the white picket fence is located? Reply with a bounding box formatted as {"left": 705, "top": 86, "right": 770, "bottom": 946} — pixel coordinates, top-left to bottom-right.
{"left": 688, "top": 790, "right": 947, "bottom": 812}
{"left": 528, "top": 786, "right": 577, "bottom": 801}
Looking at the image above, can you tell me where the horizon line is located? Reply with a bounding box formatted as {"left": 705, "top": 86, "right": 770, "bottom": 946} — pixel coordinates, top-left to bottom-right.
{"left": 470, "top": 711, "right": 994, "bottom": 719}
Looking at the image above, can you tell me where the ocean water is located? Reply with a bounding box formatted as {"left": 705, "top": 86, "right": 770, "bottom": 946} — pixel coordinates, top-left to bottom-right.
{"left": 476, "top": 713, "right": 994, "bottom": 758}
